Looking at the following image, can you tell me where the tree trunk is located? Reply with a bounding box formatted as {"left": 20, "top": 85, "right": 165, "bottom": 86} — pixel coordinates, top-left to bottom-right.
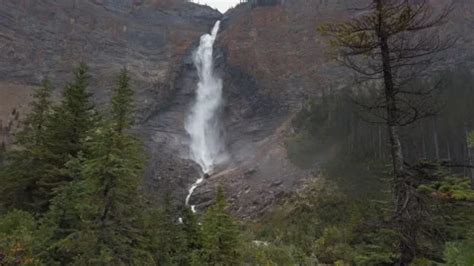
{"left": 421, "top": 122, "right": 427, "bottom": 159}
{"left": 447, "top": 142, "right": 451, "bottom": 161}
{"left": 432, "top": 116, "right": 440, "bottom": 160}
{"left": 379, "top": 125, "right": 384, "bottom": 160}
{"left": 465, "top": 126, "right": 474, "bottom": 189}
{"left": 375, "top": 0, "right": 414, "bottom": 263}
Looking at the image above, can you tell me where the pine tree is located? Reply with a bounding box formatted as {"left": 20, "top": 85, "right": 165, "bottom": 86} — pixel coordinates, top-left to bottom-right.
{"left": 40, "top": 156, "right": 91, "bottom": 265}
{"left": 111, "top": 68, "right": 134, "bottom": 134}
{"left": 37, "top": 63, "right": 97, "bottom": 209}
{"left": 200, "top": 187, "right": 242, "bottom": 265}
{"left": 181, "top": 206, "right": 203, "bottom": 253}
{"left": 154, "top": 195, "right": 188, "bottom": 265}
{"left": 151, "top": 197, "right": 205, "bottom": 265}
{"left": 47, "top": 63, "right": 95, "bottom": 160}
{"left": 0, "top": 210, "right": 46, "bottom": 265}
{"left": 44, "top": 69, "right": 154, "bottom": 265}
{"left": 180, "top": 206, "right": 204, "bottom": 265}
{"left": 0, "top": 80, "right": 54, "bottom": 212}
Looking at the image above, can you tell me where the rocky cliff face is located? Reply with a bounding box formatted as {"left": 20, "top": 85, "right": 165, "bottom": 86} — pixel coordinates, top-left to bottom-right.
{"left": 1, "top": 0, "right": 473, "bottom": 218}
{"left": 0, "top": 0, "right": 221, "bottom": 205}
{"left": 189, "top": 0, "right": 474, "bottom": 217}
{"left": 0, "top": 0, "right": 220, "bottom": 126}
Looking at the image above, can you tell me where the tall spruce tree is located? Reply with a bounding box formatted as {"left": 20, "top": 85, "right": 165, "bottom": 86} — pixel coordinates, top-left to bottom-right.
{"left": 151, "top": 197, "right": 205, "bottom": 265}
{"left": 40, "top": 155, "right": 90, "bottom": 265}
{"left": 45, "top": 69, "right": 154, "bottom": 265}
{"left": 0, "top": 210, "right": 47, "bottom": 265}
{"left": 154, "top": 195, "right": 188, "bottom": 265}
{"left": 111, "top": 68, "right": 134, "bottom": 134}
{"left": 37, "top": 63, "right": 97, "bottom": 209}
{"left": 47, "top": 63, "right": 95, "bottom": 160}
{"left": 0, "top": 80, "right": 53, "bottom": 212}
{"left": 181, "top": 206, "right": 203, "bottom": 255}
{"left": 200, "top": 187, "right": 242, "bottom": 265}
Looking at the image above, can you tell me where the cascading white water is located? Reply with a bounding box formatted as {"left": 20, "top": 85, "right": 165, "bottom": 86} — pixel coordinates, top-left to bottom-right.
{"left": 184, "top": 21, "right": 226, "bottom": 211}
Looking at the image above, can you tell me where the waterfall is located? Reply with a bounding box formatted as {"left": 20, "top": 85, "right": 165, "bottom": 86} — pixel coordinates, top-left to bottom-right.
{"left": 184, "top": 21, "right": 226, "bottom": 211}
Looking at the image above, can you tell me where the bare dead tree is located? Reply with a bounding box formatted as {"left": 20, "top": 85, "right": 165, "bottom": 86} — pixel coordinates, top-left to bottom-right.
{"left": 320, "top": 0, "right": 455, "bottom": 263}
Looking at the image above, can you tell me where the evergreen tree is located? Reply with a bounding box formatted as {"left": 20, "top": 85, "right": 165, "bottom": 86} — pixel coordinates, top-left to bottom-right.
{"left": 153, "top": 198, "right": 205, "bottom": 265}
{"left": 40, "top": 156, "right": 91, "bottom": 265}
{"left": 0, "top": 210, "right": 47, "bottom": 265}
{"left": 443, "top": 234, "right": 474, "bottom": 265}
{"left": 154, "top": 195, "right": 188, "bottom": 265}
{"left": 44, "top": 69, "right": 154, "bottom": 265}
{"left": 0, "top": 80, "right": 54, "bottom": 212}
{"left": 47, "top": 63, "right": 95, "bottom": 160}
{"left": 200, "top": 187, "right": 242, "bottom": 265}
{"left": 0, "top": 142, "right": 5, "bottom": 167}
{"left": 111, "top": 68, "right": 134, "bottom": 134}
{"left": 13, "top": 80, "right": 53, "bottom": 149}
{"left": 37, "top": 63, "right": 97, "bottom": 209}
{"left": 181, "top": 206, "right": 203, "bottom": 254}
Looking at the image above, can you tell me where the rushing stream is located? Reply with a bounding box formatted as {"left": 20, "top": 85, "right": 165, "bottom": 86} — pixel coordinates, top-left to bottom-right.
{"left": 184, "top": 21, "right": 226, "bottom": 212}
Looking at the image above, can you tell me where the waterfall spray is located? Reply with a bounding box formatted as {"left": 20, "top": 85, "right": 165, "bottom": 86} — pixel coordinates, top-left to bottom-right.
{"left": 184, "top": 21, "right": 226, "bottom": 211}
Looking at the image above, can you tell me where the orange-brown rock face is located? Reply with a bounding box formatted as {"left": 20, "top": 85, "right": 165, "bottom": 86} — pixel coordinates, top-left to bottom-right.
{"left": 0, "top": 0, "right": 219, "bottom": 96}
{"left": 219, "top": 1, "right": 358, "bottom": 107}
{"left": 0, "top": 0, "right": 220, "bottom": 143}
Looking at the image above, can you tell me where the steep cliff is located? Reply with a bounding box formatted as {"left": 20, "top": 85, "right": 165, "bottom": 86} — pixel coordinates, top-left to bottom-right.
{"left": 0, "top": 0, "right": 222, "bottom": 208}
{"left": 189, "top": 0, "right": 474, "bottom": 217}
{"left": 0, "top": 0, "right": 220, "bottom": 140}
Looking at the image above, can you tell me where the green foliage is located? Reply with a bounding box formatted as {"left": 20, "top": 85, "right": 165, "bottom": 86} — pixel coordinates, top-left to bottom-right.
{"left": 0, "top": 210, "right": 45, "bottom": 265}
{"left": 1, "top": 61, "right": 472, "bottom": 265}
{"left": 38, "top": 64, "right": 97, "bottom": 208}
{"left": 411, "top": 257, "right": 435, "bottom": 266}
{"left": 285, "top": 74, "right": 474, "bottom": 263}
{"left": 200, "top": 187, "right": 242, "bottom": 265}
{"left": 180, "top": 206, "right": 204, "bottom": 262}
{"left": 415, "top": 173, "right": 474, "bottom": 261}
{"left": 16, "top": 80, "right": 53, "bottom": 149}
{"left": 0, "top": 80, "right": 54, "bottom": 212}
{"left": 0, "top": 65, "right": 247, "bottom": 265}
{"left": 253, "top": 179, "right": 397, "bottom": 265}
{"left": 443, "top": 234, "right": 474, "bottom": 266}
{"left": 46, "top": 63, "right": 96, "bottom": 161}
{"left": 469, "top": 131, "right": 474, "bottom": 148}
{"left": 241, "top": 241, "right": 300, "bottom": 265}
{"left": 313, "top": 226, "right": 353, "bottom": 263}
{"left": 153, "top": 196, "right": 188, "bottom": 265}
{"left": 112, "top": 68, "right": 134, "bottom": 133}
{"left": 43, "top": 69, "right": 155, "bottom": 265}
{"left": 0, "top": 143, "right": 5, "bottom": 167}
{"left": 419, "top": 176, "right": 474, "bottom": 202}
{"left": 0, "top": 64, "right": 98, "bottom": 213}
